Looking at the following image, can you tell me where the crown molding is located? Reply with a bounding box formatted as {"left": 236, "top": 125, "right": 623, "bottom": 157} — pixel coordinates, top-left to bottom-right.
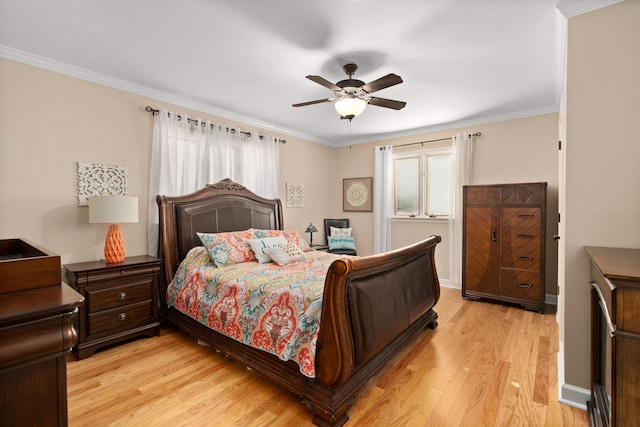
{"left": 338, "top": 104, "right": 560, "bottom": 148}
{"left": 0, "top": 45, "right": 325, "bottom": 145}
{"left": 556, "top": 0, "right": 625, "bottom": 18}
{"left": 0, "top": 44, "right": 561, "bottom": 149}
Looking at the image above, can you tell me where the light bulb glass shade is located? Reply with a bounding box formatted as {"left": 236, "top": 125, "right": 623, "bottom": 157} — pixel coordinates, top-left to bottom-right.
{"left": 89, "top": 196, "right": 139, "bottom": 224}
{"left": 305, "top": 223, "right": 318, "bottom": 233}
{"left": 334, "top": 97, "right": 367, "bottom": 118}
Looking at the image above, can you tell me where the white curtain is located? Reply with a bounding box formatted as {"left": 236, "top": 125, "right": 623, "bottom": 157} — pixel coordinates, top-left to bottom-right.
{"left": 374, "top": 145, "right": 394, "bottom": 253}
{"left": 448, "top": 133, "right": 474, "bottom": 287}
{"left": 147, "top": 109, "right": 280, "bottom": 256}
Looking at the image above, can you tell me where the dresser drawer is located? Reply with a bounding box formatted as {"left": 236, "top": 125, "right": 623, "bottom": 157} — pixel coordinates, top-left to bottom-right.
{"left": 501, "top": 208, "right": 541, "bottom": 270}
{"left": 86, "top": 279, "right": 153, "bottom": 313}
{"left": 88, "top": 300, "right": 153, "bottom": 336}
{"left": 86, "top": 264, "right": 159, "bottom": 284}
{"left": 500, "top": 270, "right": 541, "bottom": 300}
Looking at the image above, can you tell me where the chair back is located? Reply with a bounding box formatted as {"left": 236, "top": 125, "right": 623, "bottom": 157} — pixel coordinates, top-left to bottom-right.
{"left": 324, "top": 218, "right": 350, "bottom": 240}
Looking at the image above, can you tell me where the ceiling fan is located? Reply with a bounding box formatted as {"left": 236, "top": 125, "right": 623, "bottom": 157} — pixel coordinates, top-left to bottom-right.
{"left": 292, "top": 63, "right": 406, "bottom": 120}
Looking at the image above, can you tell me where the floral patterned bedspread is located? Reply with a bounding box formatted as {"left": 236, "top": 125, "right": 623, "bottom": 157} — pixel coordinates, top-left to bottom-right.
{"left": 167, "top": 246, "right": 343, "bottom": 378}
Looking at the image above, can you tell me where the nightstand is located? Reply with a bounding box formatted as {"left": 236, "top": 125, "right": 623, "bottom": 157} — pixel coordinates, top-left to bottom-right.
{"left": 64, "top": 255, "right": 161, "bottom": 359}
{"left": 311, "top": 244, "right": 329, "bottom": 252}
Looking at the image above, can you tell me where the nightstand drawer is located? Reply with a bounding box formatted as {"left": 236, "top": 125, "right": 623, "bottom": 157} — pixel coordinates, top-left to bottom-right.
{"left": 85, "top": 264, "right": 159, "bottom": 283}
{"left": 88, "top": 300, "right": 153, "bottom": 336}
{"left": 86, "top": 279, "right": 153, "bottom": 312}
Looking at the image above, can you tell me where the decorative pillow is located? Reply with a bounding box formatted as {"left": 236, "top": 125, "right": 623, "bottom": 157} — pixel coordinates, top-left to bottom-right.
{"left": 264, "top": 243, "right": 307, "bottom": 266}
{"left": 197, "top": 230, "right": 255, "bottom": 268}
{"left": 247, "top": 236, "right": 288, "bottom": 263}
{"left": 328, "top": 236, "right": 356, "bottom": 251}
{"left": 251, "top": 229, "right": 311, "bottom": 252}
{"left": 330, "top": 226, "right": 352, "bottom": 237}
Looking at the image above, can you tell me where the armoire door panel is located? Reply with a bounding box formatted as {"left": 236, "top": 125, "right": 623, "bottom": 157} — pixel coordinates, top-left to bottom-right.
{"left": 464, "top": 207, "right": 500, "bottom": 294}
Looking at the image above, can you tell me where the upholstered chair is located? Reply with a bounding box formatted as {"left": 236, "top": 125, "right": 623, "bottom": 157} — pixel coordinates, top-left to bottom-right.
{"left": 323, "top": 218, "right": 357, "bottom": 256}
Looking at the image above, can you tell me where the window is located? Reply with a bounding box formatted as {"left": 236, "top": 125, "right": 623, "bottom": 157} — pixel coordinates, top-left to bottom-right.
{"left": 394, "top": 150, "right": 451, "bottom": 218}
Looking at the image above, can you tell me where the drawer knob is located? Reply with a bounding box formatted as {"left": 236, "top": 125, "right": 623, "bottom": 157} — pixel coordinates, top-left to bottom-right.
{"left": 119, "top": 312, "right": 127, "bottom": 321}
{"left": 517, "top": 283, "right": 533, "bottom": 288}
{"left": 517, "top": 256, "right": 533, "bottom": 261}
{"left": 118, "top": 291, "right": 127, "bottom": 300}
{"left": 517, "top": 233, "right": 535, "bottom": 239}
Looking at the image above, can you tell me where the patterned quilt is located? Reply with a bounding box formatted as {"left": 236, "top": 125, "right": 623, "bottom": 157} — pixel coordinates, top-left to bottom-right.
{"left": 167, "top": 246, "right": 344, "bottom": 378}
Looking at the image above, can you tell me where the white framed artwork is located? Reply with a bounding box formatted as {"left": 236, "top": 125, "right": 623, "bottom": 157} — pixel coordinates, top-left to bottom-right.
{"left": 77, "top": 161, "right": 129, "bottom": 206}
{"left": 286, "top": 183, "right": 304, "bottom": 208}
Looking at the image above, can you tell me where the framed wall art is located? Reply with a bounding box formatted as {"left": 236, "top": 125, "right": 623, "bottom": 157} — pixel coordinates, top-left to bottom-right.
{"left": 343, "top": 177, "right": 372, "bottom": 212}
{"left": 286, "top": 182, "right": 304, "bottom": 208}
{"left": 77, "top": 161, "right": 129, "bottom": 206}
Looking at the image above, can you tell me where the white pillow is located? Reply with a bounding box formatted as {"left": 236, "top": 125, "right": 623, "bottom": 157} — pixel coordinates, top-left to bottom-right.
{"left": 247, "top": 236, "right": 288, "bottom": 263}
{"left": 264, "top": 243, "right": 307, "bottom": 266}
{"left": 330, "top": 226, "right": 352, "bottom": 237}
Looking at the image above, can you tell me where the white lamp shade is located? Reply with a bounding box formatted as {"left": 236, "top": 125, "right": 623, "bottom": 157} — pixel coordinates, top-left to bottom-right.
{"left": 89, "top": 196, "right": 139, "bottom": 224}
{"left": 334, "top": 97, "right": 367, "bottom": 118}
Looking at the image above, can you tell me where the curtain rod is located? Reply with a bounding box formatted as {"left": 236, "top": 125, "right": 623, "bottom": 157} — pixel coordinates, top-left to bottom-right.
{"left": 391, "top": 132, "right": 482, "bottom": 149}
{"left": 145, "top": 106, "right": 286, "bottom": 144}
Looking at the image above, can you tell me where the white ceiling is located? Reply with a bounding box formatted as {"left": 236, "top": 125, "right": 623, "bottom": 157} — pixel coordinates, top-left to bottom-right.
{"left": 1, "top": 0, "right": 571, "bottom": 146}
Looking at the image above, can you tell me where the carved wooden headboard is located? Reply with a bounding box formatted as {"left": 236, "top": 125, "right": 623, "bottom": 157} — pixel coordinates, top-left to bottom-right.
{"left": 156, "top": 179, "right": 283, "bottom": 289}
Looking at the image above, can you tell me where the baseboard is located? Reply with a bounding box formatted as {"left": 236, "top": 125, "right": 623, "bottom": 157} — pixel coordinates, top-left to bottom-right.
{"left": 545, "top": 293, "right": 558, "bottom": 306}
{"left": 559, "top": 383, "right": 589, "bottom": 410}
{"left": 557, "top": 343, "right": 589, "bottom": 411}
{"left": 438, "top": 278, "right": 457, "bottom": 289}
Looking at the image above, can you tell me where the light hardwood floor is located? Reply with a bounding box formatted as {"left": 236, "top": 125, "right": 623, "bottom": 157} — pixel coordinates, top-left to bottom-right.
{"left": 67, "top": 287, "right": 588, "bottom": 426}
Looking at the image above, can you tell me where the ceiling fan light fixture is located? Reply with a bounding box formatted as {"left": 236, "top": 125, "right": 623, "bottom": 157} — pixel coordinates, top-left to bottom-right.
{"left": 334, "top": 97, "right": 367, "bottom": 119}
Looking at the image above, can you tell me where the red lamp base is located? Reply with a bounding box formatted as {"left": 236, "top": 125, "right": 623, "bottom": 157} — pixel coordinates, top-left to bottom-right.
{"left": 104, "top": 224, "right": 126, "bottom": 263}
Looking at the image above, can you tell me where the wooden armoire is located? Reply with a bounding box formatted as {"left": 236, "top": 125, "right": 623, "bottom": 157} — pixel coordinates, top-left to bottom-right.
{"left": 462, "top": 182, "right": 547, "bottom": 312}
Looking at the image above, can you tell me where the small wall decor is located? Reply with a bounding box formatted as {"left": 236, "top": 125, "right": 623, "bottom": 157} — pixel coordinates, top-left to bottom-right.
{"left": 286, "top": 183, "right": 304, "bottom": 208}
{"left": 343, "top": 177, "right": 373, "bottom": 212}
{"left": 77, "top": 161, "right": 129, "bottom": 206}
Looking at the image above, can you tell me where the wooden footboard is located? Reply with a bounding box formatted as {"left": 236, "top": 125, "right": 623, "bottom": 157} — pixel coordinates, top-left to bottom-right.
{"left": 308, "top": 234, "right": 441, "bottom": 426}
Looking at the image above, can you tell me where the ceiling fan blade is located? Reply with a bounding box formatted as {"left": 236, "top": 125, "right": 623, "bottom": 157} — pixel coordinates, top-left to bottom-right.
{"left": 367, "top": 97, "right": 407, "bottom": 110}
{"left": 292, "top": 98, "right": 334, "bottom": 107}
{"left": 306, "top": 75, "right": 341, "bottom": 91}
{"left": 361, "top": 73, "right": 403, "bottom": 93}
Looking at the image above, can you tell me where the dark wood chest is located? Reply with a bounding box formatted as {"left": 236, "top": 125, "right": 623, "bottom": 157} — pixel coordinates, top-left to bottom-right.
{"left": 462, "top": 182, "right": 547, "bottom": 312}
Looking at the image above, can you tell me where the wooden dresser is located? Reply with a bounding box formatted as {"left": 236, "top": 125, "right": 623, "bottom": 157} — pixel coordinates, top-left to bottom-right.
{"left": 462, "top": 182, "right": 547, "bottom": 312}
{"left": 0, "top": 284, "right": 83, "bottom": 426}
{"left": 64, "top": 255, "right": 161, "bottom": 359}
{"left": 586, "top": 246, "right": 640, "bottom": 427}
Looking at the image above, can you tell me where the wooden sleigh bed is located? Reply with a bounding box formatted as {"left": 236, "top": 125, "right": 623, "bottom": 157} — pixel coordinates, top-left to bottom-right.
{"left": 157, "top": 179, "right": 441, "bottom": 426}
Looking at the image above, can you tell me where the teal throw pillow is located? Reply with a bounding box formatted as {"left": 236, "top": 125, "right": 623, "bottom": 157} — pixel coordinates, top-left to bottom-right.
{"left": 328, "top": 236, "right": 356, "bottom": 251}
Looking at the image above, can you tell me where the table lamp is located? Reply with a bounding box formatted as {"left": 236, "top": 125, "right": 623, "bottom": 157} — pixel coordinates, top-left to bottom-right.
{"left": 89, "top": 195, "right": 138, "bottom": 263}
{"left": 305, "top": 222, "right": 318, "bottom": 246}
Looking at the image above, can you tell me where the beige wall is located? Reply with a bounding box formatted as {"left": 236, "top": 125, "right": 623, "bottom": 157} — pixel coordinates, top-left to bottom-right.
{"left": 0, "top": 55, "right": 559, "bottom": 291}
{"left": 562, "top": 0, "right": 640, "bottom": 391}
{"left": 333, "top": 113, "right": 559, "bottom": 292}
{"left": 0, "top": 58, "right": 335, "bottom": 265}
